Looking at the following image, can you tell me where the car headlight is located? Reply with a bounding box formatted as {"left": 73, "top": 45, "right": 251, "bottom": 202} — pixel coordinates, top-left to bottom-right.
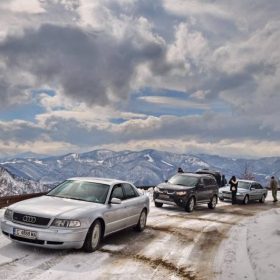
{"left": 51, "top": 219, "right": 81, "bottom": 228}
{"left": 236, "top": 192, "right": 243, "bottom": 196}
{"left": 154, "top": 186, "right": 159, "bottom": 192}
{"left": 176, "top": 191, "right": 187, "bottom": 196}
{"left": 4, "top": 209, "right": 13, "bottom": 220}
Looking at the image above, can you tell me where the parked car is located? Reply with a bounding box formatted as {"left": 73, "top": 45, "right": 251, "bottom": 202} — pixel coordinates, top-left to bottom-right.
{"left": 1, "top": 177, "right": 150, "bottom": 252}
{"left": 218, "top": 179, "right": 268, "bottom": 204}
{"left": 153, "top": 173, "right": 219, "bottom": 212}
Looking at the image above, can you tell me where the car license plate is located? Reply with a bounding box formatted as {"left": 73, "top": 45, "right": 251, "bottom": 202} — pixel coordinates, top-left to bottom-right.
{"left": 13, "top": 228, "right": 37, "bottom": 239}
{"left": 159, "top": 194, "right": 169, "bottom": 200}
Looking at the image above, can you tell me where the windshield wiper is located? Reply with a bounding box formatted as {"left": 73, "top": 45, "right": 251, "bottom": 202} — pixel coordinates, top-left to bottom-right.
{"left": 61, "top": 196, "right": 86, "bottom": 202}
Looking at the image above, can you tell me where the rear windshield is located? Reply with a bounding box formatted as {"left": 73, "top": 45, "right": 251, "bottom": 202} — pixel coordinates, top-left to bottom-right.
{"left": 168, "top": 175, "right": 198, "bottom": 187}
{"left": 238, "top": 181, "right": 250, "bottom": 189}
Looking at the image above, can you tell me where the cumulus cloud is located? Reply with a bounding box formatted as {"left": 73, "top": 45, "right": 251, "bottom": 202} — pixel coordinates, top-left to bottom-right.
{"left": 0, "top": 21, "right": 169, "bottom": 108}
{"left": 0, "top": 0, "right": 280, "bottom": 157}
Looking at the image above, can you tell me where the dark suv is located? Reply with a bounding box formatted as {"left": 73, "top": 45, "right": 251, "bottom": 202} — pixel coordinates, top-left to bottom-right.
{"left": 153, "top": 173, "right": 219, "bottom": 212}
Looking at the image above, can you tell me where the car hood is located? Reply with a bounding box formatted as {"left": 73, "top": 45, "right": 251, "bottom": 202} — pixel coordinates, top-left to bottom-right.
{"left": 219, "top": 186, "right": 248, "bottom": 193}
{"left": 8, "top": 195, "right": 102, "bottom": 218}
{"left": 157, "top": 182, "right": 194, "bottom": 191}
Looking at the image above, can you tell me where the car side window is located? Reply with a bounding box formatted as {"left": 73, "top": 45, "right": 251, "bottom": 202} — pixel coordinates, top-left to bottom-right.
{"left": 203, "top": 178, "right": 212, "bottom": 187}
{"left": 197, "top": 178, "right": 204, "bottom": 187}
{"left": 123, "top": 183, "right": 138, "bottom": 199}
{"left": 209, "top": 178, "right": 216, "bottom": 185}
{"left": 111, "top": 184, "right": 125, "bottom": 201}
{"left": 251, "top": 183, "right": 257, "bottom": 189}
{"left": 257, "top": 184, "right": 264, "bottom": 189}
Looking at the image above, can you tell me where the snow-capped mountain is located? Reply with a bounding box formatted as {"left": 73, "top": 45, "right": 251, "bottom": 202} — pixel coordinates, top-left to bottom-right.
{"left": 0, "top": 149, "right": 277, "bottom": 191}
{"left": 0, "top": 167, "right": 49, "bottom": 196}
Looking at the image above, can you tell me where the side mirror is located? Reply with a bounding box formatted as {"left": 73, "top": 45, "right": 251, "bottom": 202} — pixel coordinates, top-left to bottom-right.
{"left": 250, "top": 187, "right": 255, "bottom": 190}
{"left": 197, "top": 184, "right": 204, "bottom": 188}
{"left": 111, "top": 197, "right": 122, "bottom": 204}
{"left": 165, "top": 180, "right": 168, "bottom": 183}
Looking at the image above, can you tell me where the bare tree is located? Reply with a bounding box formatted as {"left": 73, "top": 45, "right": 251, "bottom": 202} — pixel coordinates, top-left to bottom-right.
{"left": 239, "top": 161, "right": 255, "bottom": 180}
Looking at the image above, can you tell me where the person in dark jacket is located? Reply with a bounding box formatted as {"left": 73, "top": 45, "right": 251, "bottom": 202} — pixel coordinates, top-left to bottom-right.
{"left": 221, "top": 174, "right": 227, "bottom": 187}
{"left": 229, "top": 176, "right": 238, "bottom": 205}
{"left": 177, "top": 167, "right": 184, "bottom": 173}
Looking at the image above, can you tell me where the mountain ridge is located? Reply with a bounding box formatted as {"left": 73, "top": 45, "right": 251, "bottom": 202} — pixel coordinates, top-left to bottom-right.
{"left": 0, "top": 149, "right": 278, "bottom": 193}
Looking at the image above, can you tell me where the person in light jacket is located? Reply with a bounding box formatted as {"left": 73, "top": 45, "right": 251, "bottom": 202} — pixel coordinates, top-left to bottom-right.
{"left": 229, "top": 176, "right": 238, "bottom": 205}
{"left": 270, "top": 176, "right": 278, "bottom": 202}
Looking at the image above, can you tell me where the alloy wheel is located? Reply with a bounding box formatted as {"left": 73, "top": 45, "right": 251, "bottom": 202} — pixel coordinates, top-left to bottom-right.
{"left": 91, "top": 223, "right": 101, "bottom": 248}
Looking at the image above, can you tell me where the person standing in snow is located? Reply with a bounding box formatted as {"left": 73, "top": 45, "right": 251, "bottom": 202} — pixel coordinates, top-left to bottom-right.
{"left": 221, "top": 174, "right": 227, "bottom": 187}
{"left": 229, "top": 176, "right": 238, "bottom": 205}
{"left": 177, "top": 167, "right": 184, "bottom": 173}
{"left": 270, "top": 176, "right": 278, "bottom": 202}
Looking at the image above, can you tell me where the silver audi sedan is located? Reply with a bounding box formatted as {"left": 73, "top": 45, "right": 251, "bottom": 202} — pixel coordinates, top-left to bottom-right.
{"left": 218, "top": 179, "right": 268, "bottom": 204}
{"left": 1, "top": 177, "right": 150, "bottom": 252}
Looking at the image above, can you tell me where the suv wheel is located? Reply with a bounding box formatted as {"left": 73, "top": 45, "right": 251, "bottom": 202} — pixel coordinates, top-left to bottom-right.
{"left": 154, "top": 202, "right": 163, "bottom": 207}
{"left": 208, "top": 195, "right": 217, "bottom": 209}
{"left": 185, "top": 196, "right": 195, "bottom": 213}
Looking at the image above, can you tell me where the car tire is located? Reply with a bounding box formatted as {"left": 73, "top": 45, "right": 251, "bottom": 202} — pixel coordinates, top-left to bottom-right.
{"left": 83, "top": 219, "right": 102, "bottom": 253}
{"left": 134, "top": 209, "right": 147, "bottom": 232}
{"left": 259, "top": 194, "right": 266, "bottom": 203}
{"left": 243, "top": 195, "right": 249, "bottom": 205}
{"left": 154, "top": 202, "right": 163, "bottom": 207}
{"left": 219, "top": 197, "right": 224, "bottom": 201}
{"left": 208, "top": 195, "right": 217, "bottom": 209}
{"left": 185, "top": 196, "right": 195, "bottom": 213}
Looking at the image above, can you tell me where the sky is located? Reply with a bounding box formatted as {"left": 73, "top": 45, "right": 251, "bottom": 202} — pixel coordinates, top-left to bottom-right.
{"left": 0, "top": 0, "right": 280, "bottom": 159}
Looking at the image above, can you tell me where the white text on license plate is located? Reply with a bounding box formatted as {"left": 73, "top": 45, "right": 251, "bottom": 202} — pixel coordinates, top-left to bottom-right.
{"left": 13, "top": 228, "right": 37, "bottom": 239}
{"left": 159, "top": 194, "right": 169, "bottom": 199}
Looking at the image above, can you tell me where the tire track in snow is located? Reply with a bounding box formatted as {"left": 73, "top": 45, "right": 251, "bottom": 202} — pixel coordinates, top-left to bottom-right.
{"left": 2, "top": 250, "right": 76, "bottom": 280}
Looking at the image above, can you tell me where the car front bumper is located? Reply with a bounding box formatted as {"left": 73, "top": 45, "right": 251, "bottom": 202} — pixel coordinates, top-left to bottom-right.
{"left": 1, "top": 218, "right": 88, "bottom": 249}
{"left": 219, "top": 193, "right": 245, "bottom": 202}
{"left": 153, "top": 193, "right": 189, "bottom": 207}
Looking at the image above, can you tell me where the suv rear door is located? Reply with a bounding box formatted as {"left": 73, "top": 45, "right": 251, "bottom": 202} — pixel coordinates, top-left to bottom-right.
{"left": 196, "top": 178, "right": 210, "bottom": 202}
{"left": 202, "top": 177, "right": 217, "bottom": 201}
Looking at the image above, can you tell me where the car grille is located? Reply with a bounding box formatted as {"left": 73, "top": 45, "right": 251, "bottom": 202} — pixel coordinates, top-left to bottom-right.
{"left": 222, "top": 191, "right": 231, "bottom": 195}
{"left": 158, "top": 189, "right": 175, "bottom": 195}
{"left": 13, "top": 212, "right": 50, "bottom": 227}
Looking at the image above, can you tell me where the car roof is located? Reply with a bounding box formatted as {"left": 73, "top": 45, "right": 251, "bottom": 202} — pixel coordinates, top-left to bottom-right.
{"left": 66, "top": 177, "right": 129, "bottom": 185}
{"left": 177, "top": 173, "right": 214, "bottom": 178}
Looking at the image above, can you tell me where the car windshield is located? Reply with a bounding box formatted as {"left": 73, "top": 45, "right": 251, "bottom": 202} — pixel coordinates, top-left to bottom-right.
{"left": 238, "top": 181, "right": 251, "bottom": 190}
{"left": 168, "top": 175, "right": 198, "bottom": 187}
{"left": 46, "top": 180, "right": 110, "bottom": 204}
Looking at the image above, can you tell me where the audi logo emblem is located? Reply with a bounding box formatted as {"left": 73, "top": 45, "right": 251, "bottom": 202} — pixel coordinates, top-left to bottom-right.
{"left": 23, "top": 216, "right": 36, "bottom": 223}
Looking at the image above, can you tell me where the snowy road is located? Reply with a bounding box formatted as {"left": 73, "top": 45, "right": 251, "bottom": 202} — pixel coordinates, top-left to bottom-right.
{"left": 0, "top": 192, "right": 279, "bottom": 280}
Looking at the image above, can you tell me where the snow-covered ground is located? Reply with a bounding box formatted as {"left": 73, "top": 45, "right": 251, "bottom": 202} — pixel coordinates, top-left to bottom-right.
{"left": 215, "top": 191, "right": 280, "bottom": 280}
{"left": 0, "top": 191, "right": 279, "bottom": 279}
